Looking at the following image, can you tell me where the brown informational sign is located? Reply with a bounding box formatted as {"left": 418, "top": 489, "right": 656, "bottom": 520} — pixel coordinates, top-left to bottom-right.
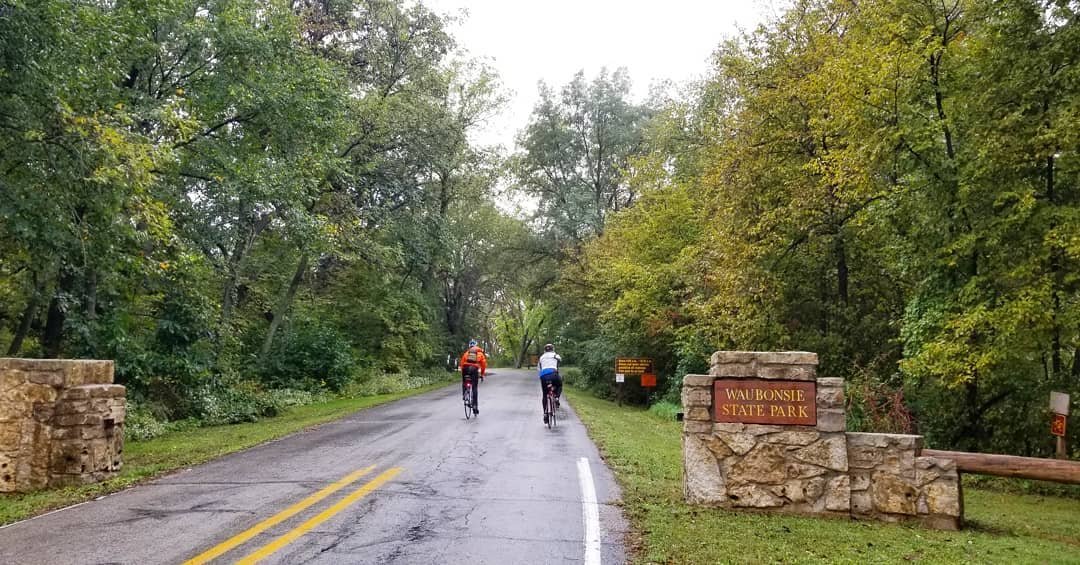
{"left": 1052, "top": 413, "right": 1066, "bottom": 437}
{"left": 714, "top": 379, "right": 817, "bottom": 426}
{"left": 640, "top": 373, "right": 657, "bottom": 388}
{"left": 615, "top": 357, "right": 653, "bottom": 376}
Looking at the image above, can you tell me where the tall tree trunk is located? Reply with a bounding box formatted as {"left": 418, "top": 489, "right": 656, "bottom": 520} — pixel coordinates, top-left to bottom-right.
{"left": 220, "top": 238, "right": 246, "bottom": 327}
{"left": 955, "top": 376, "right": 980, "bottom": 450}
{"left": 220, "top": 208, "right": 271, "bottom": 328}
{"left": 931, "top": 53, "right": 956, "bottom": 161}
{"left": 43, "top": 268, "right": 75, "bottom": 358}
{"left": 515, "top": 329, "right": 531, "bottom": 369}
{"left": 835, "top": 234, "right": 848, "bottom": 306}
{"left": 1045, "top": 114, "right": 1063, "bottom": 377}
{"left": 1052, "top": 290, "right": 1063, "bottom": 377}
{"left": 85, "top": 269, "right": 98, "bottom": 322}
{"left": 515, "top": 311, "right": 545, "bottom": 368}
{"left": 260, "top": 253, "right": 309, "bottom": 359}
{"left": 7, "top": 273, "right": 43, "bottom": 356}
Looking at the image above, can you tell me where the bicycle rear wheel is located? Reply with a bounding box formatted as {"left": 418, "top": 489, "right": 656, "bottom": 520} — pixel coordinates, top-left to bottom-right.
{"left": 545, "top": 393, "right": 554, "bottom": 429}
{"left": 464, "top": 388, "right": 472, "bottom": 420}
{"left": 550, "top": 395, "right": 557, "bottom": 428}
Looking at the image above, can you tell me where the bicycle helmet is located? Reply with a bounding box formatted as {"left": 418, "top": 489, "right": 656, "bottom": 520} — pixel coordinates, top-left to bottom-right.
{"left": 544, "top": 343, "right": 554, "bottom": 352}
{"left": 469, "top": 339, "right": 478, "bottom": 347}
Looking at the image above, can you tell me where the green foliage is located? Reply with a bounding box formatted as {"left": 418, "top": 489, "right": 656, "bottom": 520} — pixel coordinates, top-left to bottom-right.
{"left": 191, "top": 380, "right": 282, "bottom": 426}
{"left": 963, "top": 474, "right": 1080, "bottom": 501}
{"left": 124, "top": 402, "right": 167, "bottom": 442}
{"left": 845, "top": 377, "right": 915, "bottom": 435}
{"left": 0, "top": 0, "right": 515, "bottom": 426}
{"left": 8, "top": 0, "right": 1080, "bottom": 462}
{"left": 530, "top": 0, "right": 1080, "bottom": 457}
{"left": 493, "top": 294, "right": 551, "bottom": 367}
{"left": 516, "top": 68, "right": 650, "bottom": 244}
{"left": 259, "top": 319, "right": 355, "bottom": 392}
{"left": 646, "top": 400, "right": 681, "bottom": 421}
{"left": 560, "top": 367, "right": 583, "bottom": 388}
{"left": 573, "top": 336, "right": 620, "bottom": 399}
{"left": 344, "top": 367, "right": 453, "bottom": 396}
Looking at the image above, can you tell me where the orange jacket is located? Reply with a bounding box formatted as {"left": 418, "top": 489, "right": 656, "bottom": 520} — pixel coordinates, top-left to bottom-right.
{"left": 460, "top": 346, "right": 487, "bottom": 375}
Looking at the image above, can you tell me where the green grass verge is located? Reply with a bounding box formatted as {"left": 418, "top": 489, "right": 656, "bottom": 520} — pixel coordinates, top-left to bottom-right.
{"left": 566, "top": 389, "right": 1080, "bottom": 564}
{"left": 0, "top": 378, "right": 454, "bottom": 527}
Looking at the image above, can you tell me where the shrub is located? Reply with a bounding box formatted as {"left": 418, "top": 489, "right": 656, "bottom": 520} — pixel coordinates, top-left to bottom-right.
{"left": 344, "top": 367, "right": 450, "bottom": 397}
{"left": 125, "top": 401, "right": 167, "bottom": 441}
{"left": 846, "top": 378, "right": 914, "bottom": 434}
{"left": 574, "top": 337, "right": 619, "bottom": 399}
{"left": 962, "top": 475, "right": 1080, "bottom": 500}
{"left": 191, "top": 379, "right": 280, "bottom": 425}
{"left": 648, "top": 400, "right": 682, "bottom": 421}
{"left": 562, "top": 367, "right": 583, "bottom": 388}
{"left": 262, "top": 388, "right": 321, "bottom": 409}
{"left": 260, "top": 319, "right": 355, "bottom": 392}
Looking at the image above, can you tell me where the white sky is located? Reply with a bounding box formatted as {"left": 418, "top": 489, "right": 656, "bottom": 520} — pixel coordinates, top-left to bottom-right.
{"left": 423, "top": 0, "right": 769, "bottom": 150}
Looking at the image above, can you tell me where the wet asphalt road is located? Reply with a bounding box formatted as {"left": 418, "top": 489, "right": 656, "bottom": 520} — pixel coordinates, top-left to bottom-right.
{"left": 0, "top": 368, "right": 628, "bottom": 565}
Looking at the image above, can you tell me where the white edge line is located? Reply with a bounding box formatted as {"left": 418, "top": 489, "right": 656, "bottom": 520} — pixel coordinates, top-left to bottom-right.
{"left": 577, "top": 456, "right": 602, "bottom": 565}
{"left": 0, "top": 498, "right": 98, "bottom": 531}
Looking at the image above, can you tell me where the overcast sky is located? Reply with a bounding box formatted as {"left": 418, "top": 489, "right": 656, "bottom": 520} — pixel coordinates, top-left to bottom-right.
{"left": 423, "top": 0, "right": 769, "bottom": 149}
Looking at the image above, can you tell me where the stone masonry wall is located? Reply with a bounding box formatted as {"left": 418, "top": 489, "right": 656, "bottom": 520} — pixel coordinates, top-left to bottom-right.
{"left": 0, "top": 359, "right": 125, "bottom": 492}
{"left": 682, "top": 351, "right": 961, "bottom": 530}
{"left": 847, "top": 433, "right": 962, "bottom": 529}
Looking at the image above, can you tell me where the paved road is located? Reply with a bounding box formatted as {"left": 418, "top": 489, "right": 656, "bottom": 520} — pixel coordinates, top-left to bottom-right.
{"left": 0, "top": 369, "right": 628, "bottom": 564}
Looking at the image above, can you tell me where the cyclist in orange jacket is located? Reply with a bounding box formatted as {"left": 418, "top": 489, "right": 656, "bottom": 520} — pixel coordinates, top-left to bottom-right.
{"left": 460, "top": 340, "right": 486, "bottom": 415}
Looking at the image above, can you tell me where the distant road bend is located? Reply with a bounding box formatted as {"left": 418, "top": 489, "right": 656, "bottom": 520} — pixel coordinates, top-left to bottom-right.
{"left": 0, "top": 368, "right": 628, "bottom": 564}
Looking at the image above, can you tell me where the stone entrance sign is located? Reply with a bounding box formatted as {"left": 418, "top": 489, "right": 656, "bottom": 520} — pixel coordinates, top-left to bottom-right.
{"left": 682, "top": 351, "right": 962, "bottom": 530}
{"left": 0, "top": 358, "right": 125, "bottom": 492}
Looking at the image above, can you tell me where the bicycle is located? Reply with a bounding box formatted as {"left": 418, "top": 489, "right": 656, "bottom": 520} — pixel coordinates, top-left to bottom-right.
{"left": 543, "top": 381, "right": 558, "bottom": 429}
{"left": 463, "top": 378, "right": 475, "bottom": 420}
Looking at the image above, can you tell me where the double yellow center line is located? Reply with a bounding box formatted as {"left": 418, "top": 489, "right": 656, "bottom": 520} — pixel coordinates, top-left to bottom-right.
{"left": 185, "top": 466, "right": 403, "bottom": 565}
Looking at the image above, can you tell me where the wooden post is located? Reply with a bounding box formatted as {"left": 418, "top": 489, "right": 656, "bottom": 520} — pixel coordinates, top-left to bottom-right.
{"left": 1050, "top": 392, "right": 1069, "bottom": 459}
{"left": 922, "top": 449, "right": 1080, "bottom": 484}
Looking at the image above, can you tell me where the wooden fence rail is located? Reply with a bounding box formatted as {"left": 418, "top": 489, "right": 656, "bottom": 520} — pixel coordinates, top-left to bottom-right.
{"left": 922, "top": 449, "right": 1080, "bottom": 484}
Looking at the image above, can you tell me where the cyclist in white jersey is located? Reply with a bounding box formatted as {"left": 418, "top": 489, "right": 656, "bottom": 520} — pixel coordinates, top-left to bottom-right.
{"left": 537, "top": 343, "right": 562, "bottom": 424}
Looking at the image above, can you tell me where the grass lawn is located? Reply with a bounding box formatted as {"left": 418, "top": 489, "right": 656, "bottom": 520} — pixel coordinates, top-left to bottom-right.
{"left": 566, "top": 389, "right": 1080, "bottom": 564}
{"left": 0, "top": 379, "right": 454, "bottom": 527}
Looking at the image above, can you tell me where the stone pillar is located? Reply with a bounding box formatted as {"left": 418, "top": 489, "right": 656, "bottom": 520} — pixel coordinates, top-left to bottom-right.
{"left": 50, "top": 384, "right": 126, "bottom": 486}
{"left": 682, "top": 351, "right": 961, "bottom": 530}
{"left": 0, "top": 359, "right": 125, "bottom": 492}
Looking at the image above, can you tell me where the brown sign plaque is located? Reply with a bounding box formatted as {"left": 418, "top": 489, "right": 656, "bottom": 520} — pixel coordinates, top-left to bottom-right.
{"left": 713, "top": 379, "right": 816, "bottom": 426}
{"left": 615, "top": 357, "right": 654, "bottom": 376}
{"left": 1052, "top": 413, "right": 1066, "bottom": 437}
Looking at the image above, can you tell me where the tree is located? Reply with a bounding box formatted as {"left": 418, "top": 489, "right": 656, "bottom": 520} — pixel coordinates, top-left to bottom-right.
{"left": 515, "top": 68, "right": 650, "bottom": 251}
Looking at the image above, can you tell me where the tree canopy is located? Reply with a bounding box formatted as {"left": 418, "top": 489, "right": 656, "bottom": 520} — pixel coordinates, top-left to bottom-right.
{"left": 3, "top": 0, "right": 1078, "bottom": 456}
{"left": 0, "top": 0, "right": 523, "bottom": 424}
{"left": 513, "top": 0, "right": 1080, "bottom": 457}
